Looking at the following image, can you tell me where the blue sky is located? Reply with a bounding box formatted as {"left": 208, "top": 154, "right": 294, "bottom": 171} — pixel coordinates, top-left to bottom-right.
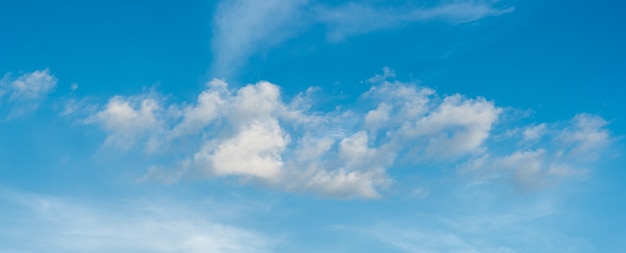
{"left": 1, "top": 0, "right": 625, "bottom": 252}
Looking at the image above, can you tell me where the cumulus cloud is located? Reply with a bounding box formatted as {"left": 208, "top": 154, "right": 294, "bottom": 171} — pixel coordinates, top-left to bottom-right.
{"left": 83, "top": 68, "right": 613, "bottom": 198}
{"left": 362, "top": 80, "right": 501, "bottom": 160}
{"left": 195, "top": 119, "right": 289, "bottom": 180}
{"left": 0, "top": 69, "right": 57, "bottom": 118}
{"left": 408, "top": 94, "right": 501, "bottom": 158}
{"left": 170, "top": 80, "right": 227, "bottom": 138}
{"left": 0, "top": 189, "right": 272, "bottom": 253}
{"left": 209, "top": 0, "right": 514, "bottom": 77}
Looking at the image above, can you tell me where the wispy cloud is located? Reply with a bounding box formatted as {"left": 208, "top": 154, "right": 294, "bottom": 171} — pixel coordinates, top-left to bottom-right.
{"left": 461, "top": 113, "right": 613, "bottom": 189}
{"left": 327, "top": 185, "right": 592, "bottom": 252}
{"left": 209, "top": 0, "right": 514, "bottom": 77}
{"left": 84, "top": 93, "right": 166, "bottom": 150}
{"left": 0, "top": 69, "right": 57, "bottom": 118}
{"left": 210, "top": 0, "right": 308, "bottom": 78}
{"left": 358, "top": 203, "right": 591, "bottom": 253}
{"left": 0, "top": 188, "right": 273, "bottom": 253}
{"left": 318, "top": 1, "right": 514, "bottom": 41}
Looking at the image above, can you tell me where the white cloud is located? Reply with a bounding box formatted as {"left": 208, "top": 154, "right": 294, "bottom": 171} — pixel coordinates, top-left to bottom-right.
{"left": 6, "top": 69, "right": 57, "bottom": 100}
{"left": 466, "top": 151, "right": 587, "bottom": 190}
{"left": 229, "top": 81, "right": 282, "bottom": 123}
{"left": 498, "top": 149, "right": 551, "bottom": 187}
{"left": 0, "top": 69, "right": 58, "bottom": 118}
{"left": 363, "top": 81, "right": 435, "bottom": 120}
{"left": 85, "top": 77, "right": 498, "bottom": 198}
{"left": 83, "top": 70, "right": 613, "bottom": 198}
{"left": 85, "top": 94, "right": 164, "bottom": 149}
{"left": 195, "top": 119, "right": 289, "bottom": 180}
{"left": 291, "top": 169, "right": 385, "bottom": 199}
{"left": 522, "top": 123, "right": 547, "bottom": 142}
{"left": 339, "top": 131, "right": 375, "bottom": 168}
{"left": 461, "top": 113, "right": 611, "bottom": 189}
{"left": 0, "top": 189, "right": 272, "bottom": 253}
{"left": 364, "top": 102, "right": 392, "bottom": 130}
{"left": 170, "top": 79, "right": 227, "bottom": 138}
{"left": 555, "top": 113, "right": 611, "bottom": 159}
{"left": 408, "top": 95, "right": 501, "bottom": 158}
{"left": 362, "top": 80, "right": 501, "bottom": 160}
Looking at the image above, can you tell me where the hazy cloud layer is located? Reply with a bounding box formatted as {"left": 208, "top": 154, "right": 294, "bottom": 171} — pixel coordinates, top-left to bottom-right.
{"left": 0, "top": 189, "right": 272, "bottom": 253}
{"left": 347, "top": 200, "right": 592, "bottom": 253}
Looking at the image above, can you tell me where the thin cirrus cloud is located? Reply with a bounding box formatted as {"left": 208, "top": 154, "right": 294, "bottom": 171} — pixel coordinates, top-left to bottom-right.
{"left": 210, "top": 0, "right": 514, "bottom": 77}
{"left": 79, "top": 68, "right": 613, "bottom": 198}
{"left": 0, "top": 69, "right": 57, "bottom": 118}
{"left": 317, "top": 1, "right": 514, "bottom": 41}
{"left": 210, "top": 0, "right": 308, "bottom": 78}
{"left": 350, "top": 202, "right": 591, "bottom": 252}
{"left": 0, "top": 188, "right": 272, "bottom": 253}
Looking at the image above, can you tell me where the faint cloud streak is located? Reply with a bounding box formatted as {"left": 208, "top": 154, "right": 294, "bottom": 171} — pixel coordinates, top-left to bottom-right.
{"left": 209, "top": 0, "right": 514, "bottom": 77}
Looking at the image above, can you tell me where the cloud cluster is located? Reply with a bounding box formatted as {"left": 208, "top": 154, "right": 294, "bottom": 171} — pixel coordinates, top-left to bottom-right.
{"left": 0, "top": 69, "right": 57, "bottom": 118}
{"left": 210, "top": 0, "right": 514, "bottom": 77}
{"left": 81, "top": 69, "right": 612, "bottom": 198}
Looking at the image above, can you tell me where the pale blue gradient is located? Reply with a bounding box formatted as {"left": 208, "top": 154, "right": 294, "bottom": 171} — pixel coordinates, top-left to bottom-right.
{"left": 1, "top": 0, "right": 625, "bottom": 252}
